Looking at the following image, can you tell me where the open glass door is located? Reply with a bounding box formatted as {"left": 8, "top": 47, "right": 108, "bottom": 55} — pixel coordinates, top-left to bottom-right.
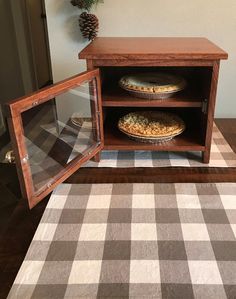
{"left": 6, "top": 69, "right": 103, "bottom": 208}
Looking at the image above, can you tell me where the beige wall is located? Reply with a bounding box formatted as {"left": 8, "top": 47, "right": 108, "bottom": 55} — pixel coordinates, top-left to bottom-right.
{"left": 45, "top": 0, "right": 236, "bottom": 117}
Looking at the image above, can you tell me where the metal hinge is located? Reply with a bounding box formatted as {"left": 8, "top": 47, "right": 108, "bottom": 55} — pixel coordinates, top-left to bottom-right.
{"left": 202, "top": 99, "right": 208, "bottom": 114}
{"left": 86, "top": 151, "right": 93, "bottom": 157}
{"left": 47, "top": 182, "right": 53, "bottom": 189}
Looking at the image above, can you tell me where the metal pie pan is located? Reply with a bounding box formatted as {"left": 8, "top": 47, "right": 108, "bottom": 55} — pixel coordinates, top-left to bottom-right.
{"left": 121, "top": 86, "right": 183, "bottom": 100}
{"left": 119, "top": 72, "right": 187, "bottom": 100}
{"left": 119, "top": 127, "right": 185, "bottom": 144}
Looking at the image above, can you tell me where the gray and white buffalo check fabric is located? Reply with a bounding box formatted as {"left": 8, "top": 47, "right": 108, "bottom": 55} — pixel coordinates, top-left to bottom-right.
{"left": 8, "top": 183, "right": 236, "bottom": 298}
{"left": 84, "top": 124, "right": 236, "bottom": 168}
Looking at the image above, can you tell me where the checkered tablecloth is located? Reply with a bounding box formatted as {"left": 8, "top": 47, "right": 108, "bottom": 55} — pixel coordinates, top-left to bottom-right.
{"left": 8, "top": 183, "right": 236, "bottom": 298}
{"left": 84, "top": 124, "right": 236, "bottom": 167}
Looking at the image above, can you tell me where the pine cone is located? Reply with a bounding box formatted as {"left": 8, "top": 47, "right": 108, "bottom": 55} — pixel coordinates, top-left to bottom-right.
{"left": 79, "top": 12, "right": 99, "bottom": 41}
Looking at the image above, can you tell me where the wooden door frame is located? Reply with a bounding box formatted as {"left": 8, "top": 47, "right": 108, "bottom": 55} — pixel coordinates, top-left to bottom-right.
{"left": 9, "top": 0, "right": 53, "bottom": 93}
{"left": 9, "top": 0, "right": 36, "bottom": 93}
{"left": 24, "top": 0, "right": 53, "bottom": 88}
{"left": 6, "top": 69, "right": 103, "bottom": 209}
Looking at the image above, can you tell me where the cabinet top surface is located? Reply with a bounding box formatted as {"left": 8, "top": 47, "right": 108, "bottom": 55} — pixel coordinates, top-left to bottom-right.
{"left": 79, "top": 37, "right": 228, "bottom": 60}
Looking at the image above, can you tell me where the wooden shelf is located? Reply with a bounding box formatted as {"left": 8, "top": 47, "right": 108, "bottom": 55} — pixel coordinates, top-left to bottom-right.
{"left": 103, "top": 117, "right": 205, "bottom": 151}
{"left": 102, "top": 85, "right": 203, "bottom": 108}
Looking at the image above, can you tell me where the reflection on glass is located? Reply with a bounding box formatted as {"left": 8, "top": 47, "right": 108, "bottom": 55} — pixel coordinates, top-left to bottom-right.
{"left": 22, "top": 80, "right": 100, "bottom": 192}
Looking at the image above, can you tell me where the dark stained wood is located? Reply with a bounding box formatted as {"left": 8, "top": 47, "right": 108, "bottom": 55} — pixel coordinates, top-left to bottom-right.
{"left": 0, "top": 119, "right": 236, "bottom": 299}
{"left": 68, "top": 167, "right": 236, "bottom": 184}
{"left": 0, "top": 164, "right": 21, "bottom": 199}
{"left": 79, "top": 37, "right": 228, "bottom": 60}
{"left": 0, "top": 195, "right": 49, "bottom": 299}
{"left": 6, "top": 69, "right": 104, "bottom": 209}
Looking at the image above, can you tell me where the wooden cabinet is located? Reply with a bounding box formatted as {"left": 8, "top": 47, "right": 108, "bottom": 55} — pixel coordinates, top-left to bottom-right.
{"left": 6, "top": 37, "right": 228, "bottom": 208}
{"left": 79, "top": 37, "right": 228, "bottom": 163}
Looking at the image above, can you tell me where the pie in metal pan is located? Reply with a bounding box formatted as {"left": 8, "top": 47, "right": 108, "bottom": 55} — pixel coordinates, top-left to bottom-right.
{"left": 118, "top": 111, "right": 186, "bottom": 143}
{"left": 119, "top": 72, "right": 186, "bottom": 100}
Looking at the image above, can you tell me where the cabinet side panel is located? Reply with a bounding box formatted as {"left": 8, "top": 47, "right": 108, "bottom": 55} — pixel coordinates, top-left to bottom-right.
{"left": 86, "top": 60, "right": 103, "bottom": 162}
{"left": 203, "top": 61, "right": 220, "bottom": 163}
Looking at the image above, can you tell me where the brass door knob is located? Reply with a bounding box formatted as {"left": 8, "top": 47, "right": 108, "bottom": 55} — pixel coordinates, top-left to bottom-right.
{"left": 5, "top": 150, "right": 15, "bottom": 164}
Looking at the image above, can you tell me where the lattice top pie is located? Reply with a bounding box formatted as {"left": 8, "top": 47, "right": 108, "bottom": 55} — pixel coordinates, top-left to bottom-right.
{"left": 118, "top": 111, "right": 185, "bottom": 138}
{"left": 119, "top": 72, "right": 186, "bottom": 94}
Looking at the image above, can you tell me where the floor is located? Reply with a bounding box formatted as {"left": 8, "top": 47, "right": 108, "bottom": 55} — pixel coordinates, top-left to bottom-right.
{"left": 0, "top": 119, "right": 236, "bottom": 298}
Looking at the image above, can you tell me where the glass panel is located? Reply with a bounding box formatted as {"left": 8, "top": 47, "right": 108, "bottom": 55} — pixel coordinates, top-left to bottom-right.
{"left": 21, "top": 79, "right": 100, "bottom": 193}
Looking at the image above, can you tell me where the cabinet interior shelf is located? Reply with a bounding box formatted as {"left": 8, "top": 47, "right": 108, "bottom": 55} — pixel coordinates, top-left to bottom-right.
{"left": 102, "top": 84, "right": 203, "bottom": 108}
{"left": 103, "top": 115, "right": 205, "bottom": 151}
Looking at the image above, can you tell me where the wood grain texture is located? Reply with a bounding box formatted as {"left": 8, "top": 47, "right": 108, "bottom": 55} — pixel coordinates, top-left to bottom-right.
{"left": 79, "top": 37, "right": 228, "bottom": 60}
{"left": 67, "top": 167, "right": 236, "bottom": 184}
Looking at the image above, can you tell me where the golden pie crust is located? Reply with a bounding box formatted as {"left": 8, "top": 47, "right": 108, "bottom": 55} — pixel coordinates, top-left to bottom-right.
{"left": 119, "top": 73, "right": 186, "bottom": 94}
{"left": 118, "top": 111, "right": 185, "bottom": 138}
